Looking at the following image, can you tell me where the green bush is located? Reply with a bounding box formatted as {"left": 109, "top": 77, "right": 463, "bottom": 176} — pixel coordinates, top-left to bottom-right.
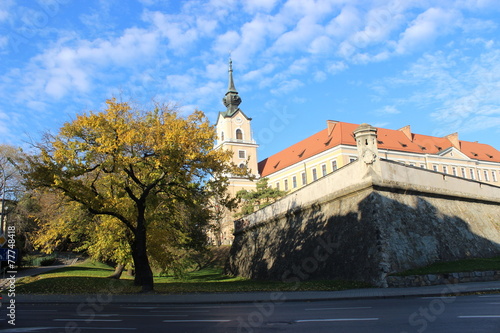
{"left": 39, "top": 257, "right": 57, "bottom": 266}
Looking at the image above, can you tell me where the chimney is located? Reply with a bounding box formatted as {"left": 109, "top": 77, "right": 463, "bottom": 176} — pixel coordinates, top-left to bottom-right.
{"left": 445, "top": 132, "right": 460, "bottom": 149}
{"left": 398, "top": 125, "right": 412, "bottom": 141}
{"left": 327, "top": 120, "right": 338, "bottom": 136}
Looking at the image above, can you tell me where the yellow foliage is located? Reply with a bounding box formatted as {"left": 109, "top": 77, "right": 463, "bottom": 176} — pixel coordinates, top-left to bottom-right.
{"left": 23, "top": 98, "right": 240, "bottom": 280}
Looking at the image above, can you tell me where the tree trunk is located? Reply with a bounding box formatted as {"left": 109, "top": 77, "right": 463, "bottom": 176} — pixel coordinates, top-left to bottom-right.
{"left": 131, "top": 219, "right": 154, "bottom": 292}
{"left": 107, "top": 264, "right": 125, "bottom": 279}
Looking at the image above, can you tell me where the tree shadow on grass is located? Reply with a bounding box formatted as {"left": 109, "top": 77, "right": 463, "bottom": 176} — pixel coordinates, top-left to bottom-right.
{"left": 16, "top": 276, "right": 136, "bottom": 294}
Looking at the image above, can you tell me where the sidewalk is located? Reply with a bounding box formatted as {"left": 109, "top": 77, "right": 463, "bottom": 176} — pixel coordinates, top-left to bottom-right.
{"left": 13, "top": 280, "right": 500, "bottom": 304}
{"left": 0, "top": 258, "right": 79, "bottom": 289}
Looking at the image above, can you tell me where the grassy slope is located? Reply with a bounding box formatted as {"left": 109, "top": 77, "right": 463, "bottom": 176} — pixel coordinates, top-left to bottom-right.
{"left": 14, "top": 260, "right": 370, "bottom": 294}
{"left": 14, "top": 256, "right": 500, "bottom": 294}
{"left": 392, "top": 256, "right": 500, "bottom": 276}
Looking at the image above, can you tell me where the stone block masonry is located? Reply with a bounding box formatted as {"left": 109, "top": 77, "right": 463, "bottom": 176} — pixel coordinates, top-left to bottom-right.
{"left": 226, "top": 138, "right": 500, "bottom": 287}
{"left": 387, "top": 270, "right": 500, "bottom": 287}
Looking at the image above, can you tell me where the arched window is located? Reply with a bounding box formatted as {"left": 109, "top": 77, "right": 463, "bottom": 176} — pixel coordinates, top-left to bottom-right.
{"left": 236, "top": 129, "right": 243, "bottom": 140}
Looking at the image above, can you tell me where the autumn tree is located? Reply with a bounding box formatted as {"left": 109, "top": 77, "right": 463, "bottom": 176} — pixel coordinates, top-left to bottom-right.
{"left": 236, "top": 178, "right": 287, "bottom": 216}
{"left": 22, "top": 189, "right": 92, "bottom": 253}
{"left": 0, "top": 144, "right": 24, "bottom": 233}
{"left": 21, "top": 99, "right": 236, "bottom": 291}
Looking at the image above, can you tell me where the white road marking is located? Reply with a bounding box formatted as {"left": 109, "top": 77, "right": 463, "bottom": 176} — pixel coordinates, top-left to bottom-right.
{"left": 17, "top": 310, "right": 58, "bottom": 312}
{"left": 53, "top": 319, "right": 122, "bottom": 322}
{"left": 305, "top": 307, "right": 372, "bottom": 311}
{"left": 151, "top": 310, "right": 209, "bottom": 313}
{"left": 163, "top": 319, "right": 232, "bottom": 323}
{"left": 113, "top": 314, "right": 189, "bottom": 317}
{"left": 156, "top": 306, "right": 222, "bottom": 309}
{"left": 458, "top": 315, "right": 500, "bottom": 318}
{"left": 0, "top": 327, "right": 136, "bottom": 332}
{"left": 295, "top": 318, "right": 379, "bottom": 323}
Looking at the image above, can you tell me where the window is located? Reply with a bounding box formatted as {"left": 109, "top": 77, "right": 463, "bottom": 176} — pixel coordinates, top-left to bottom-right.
{"left": 461, "top": 168, "right": 466, "bottom": 178}
{"left": 321, "top": 164, "right": 327, "bottom": 177}
{"left": 284, "top": 179, "right": 289, "bottom": 191}
{"left": 484, "top": 170, "right": 489, "bottom": 182}
{"left": 236, "top": 129, "right": 243, "bottom": 140}
{"left": 409, "top": 162, "right": 415, "bottom": 167}
{"left": 301, "top": 172, "right": 307, "bottom": 185}
{"left": 220, "top": 132, "right": 224, "bottom": 141}
{"left": 493, "top": 171, "right": 498, "bottom": 182}
{"left": 312, "top": 168, "right": 318, "bottom": 181}
{"left": 331, "top": 160, "right": 338, "bottom": 171}
{"left": 420, "top": 164, "right": 426, "bottom": 169}
{"left": 292, "top": 176, "right": 297, "bottom": 188}
{"left": 276, "top": 182, "right": 280, "bottom": 190}
{"left": 433, "top": 165, "right": 438, "bottom": 172}
{"left": 238, "top": 150, "right": 246, "bottom": 159}
{"left": 477, "top": 170, "right": 482, "bottom": 181}
{"left": 239, "top": 163, "right": 246, "bottom": 169}
{"left": 443, "top": 166, "right": 448, "bottom": 174}
{"left": 470, "top": 169, "right": 475, "bottom": 180}
{"left": 452, "top": 167, "right": 457, "bottom": 176}
{"left": 349, "top": 157, "right": 357, "bottom": 163}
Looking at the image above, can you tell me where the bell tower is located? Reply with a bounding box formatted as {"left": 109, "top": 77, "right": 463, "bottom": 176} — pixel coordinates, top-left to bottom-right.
{"left": 211, "top": 59, "right": 259, "bottom": 245}
{"left": 215, "top": 59, "right": 259, "bottom": 196}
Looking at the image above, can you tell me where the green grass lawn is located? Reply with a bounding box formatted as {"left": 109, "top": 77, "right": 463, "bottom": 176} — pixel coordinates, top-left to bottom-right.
{"left": 14, "top": 256, "right": 500, "bottom": 294}
{"left": 392, "top": 256, "right": 500, "bottom": 276}
{"left": 14, "top": 260, "right": 371, "bottom": 294}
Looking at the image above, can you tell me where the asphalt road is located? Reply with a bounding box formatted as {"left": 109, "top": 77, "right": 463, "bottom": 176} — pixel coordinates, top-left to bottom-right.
{"left": 1, "top": 294, "right": 500, "bottom": 332}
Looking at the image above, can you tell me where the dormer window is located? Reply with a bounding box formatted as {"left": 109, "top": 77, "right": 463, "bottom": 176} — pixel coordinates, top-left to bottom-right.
{"left": 236, "top": 129, "right": 243, "bottom": 140}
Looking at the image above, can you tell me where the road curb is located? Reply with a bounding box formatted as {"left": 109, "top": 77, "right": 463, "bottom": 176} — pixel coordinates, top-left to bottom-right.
{"left": 11, "top": 281, "right": 500, "bottom": 305}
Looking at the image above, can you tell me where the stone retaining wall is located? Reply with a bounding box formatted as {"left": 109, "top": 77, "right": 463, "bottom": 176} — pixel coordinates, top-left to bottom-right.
{"left": 387, "top": 271, "right": 500, "bottom": 287}
{"left": 227, "top": 153, "right": 500, "bottom": 287}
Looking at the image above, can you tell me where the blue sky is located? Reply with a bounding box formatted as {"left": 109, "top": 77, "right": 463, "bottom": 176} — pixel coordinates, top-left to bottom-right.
{"left": 1, "top": 0, "right": 500, "bottom": 160}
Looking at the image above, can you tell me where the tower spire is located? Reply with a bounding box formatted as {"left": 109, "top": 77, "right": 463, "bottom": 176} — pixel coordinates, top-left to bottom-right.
{"left": 222, "top": 58, "right": 241, "bottom": 116}
{"left": 228, "top": 58, "right": 237, "bottom": 92}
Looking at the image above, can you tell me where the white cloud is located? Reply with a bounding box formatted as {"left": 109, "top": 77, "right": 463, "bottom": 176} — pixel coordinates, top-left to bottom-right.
{"left": 232, "top": 15, "right": 284, "bottom": 65}
{"left": 325, "top": 5, "right": 362, "bottom": 39}
{"left": 213, "top": 30, "right": 240, "bottom": 55}
{"left": 308, "top": 35, "right": 334, "bottom": 54}
{"left": 242, "top": 0, "right": 279, "bottom": 13}
{"left": 384, "top": 47, "right": 500, "bottom": 135}
{"left": 243, "top": 63, "right": 275, "bottom": 82}
{"left": 314, "top": 70, "right": 327, "bottom": 82}
{"left": 460, "top": 18, "right": 497, "bottom": 33}
{"left": 0, "top": 36, "right": 8, "bottom": 50}
{"left": 11, "top": 26, "right": 160, "bottom": 101}
{"left": 395, "top": 8, "right": 461, "bottom": 54}
{"left": 327, "top": 61, "right": 347, "bottom": 74}
{"left": 377, "top": 105, "right": 401, "bottom": 115}
{"left": 270, "top": 79, "right": 304, "bottom": 95}
{"left": 0, "top": 0, "right": 13, "bottom": 23}
{"left": 270, "top": 15, "right": 324, "bottom": 54}
{"left": 288, "top": 58, "right": 311, "bottom": 75}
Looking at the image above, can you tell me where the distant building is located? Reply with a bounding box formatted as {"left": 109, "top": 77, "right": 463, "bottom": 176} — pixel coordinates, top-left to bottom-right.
{"left": 211, "top": 61, "right": 500, "bottom": 245}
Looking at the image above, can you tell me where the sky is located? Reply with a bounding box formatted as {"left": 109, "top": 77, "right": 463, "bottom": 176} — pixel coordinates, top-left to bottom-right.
{"left": 1, "top": 0, "right": 500, "bottom": 161}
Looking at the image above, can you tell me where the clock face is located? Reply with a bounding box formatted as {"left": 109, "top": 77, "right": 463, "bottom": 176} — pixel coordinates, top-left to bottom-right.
{"left": 235, "top": 117, "right": 242, "bottom": 124}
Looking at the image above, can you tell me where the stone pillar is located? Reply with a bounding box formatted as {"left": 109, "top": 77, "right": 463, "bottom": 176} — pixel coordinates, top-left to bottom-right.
{"left": 353, "top": 123, "right": 381, "bottom": 176}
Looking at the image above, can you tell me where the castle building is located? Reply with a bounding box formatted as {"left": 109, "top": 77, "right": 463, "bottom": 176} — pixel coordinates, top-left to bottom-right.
{"left": 213, "top": 61, "right": 500, "bottom": 244}
{"left": 259, "top": 121, "right": 500, "bottom": 193}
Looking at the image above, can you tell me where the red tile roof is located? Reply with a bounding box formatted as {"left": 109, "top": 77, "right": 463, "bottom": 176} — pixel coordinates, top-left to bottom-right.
{"left": 258, "top": 121, "right": 500, "bottom": 177}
